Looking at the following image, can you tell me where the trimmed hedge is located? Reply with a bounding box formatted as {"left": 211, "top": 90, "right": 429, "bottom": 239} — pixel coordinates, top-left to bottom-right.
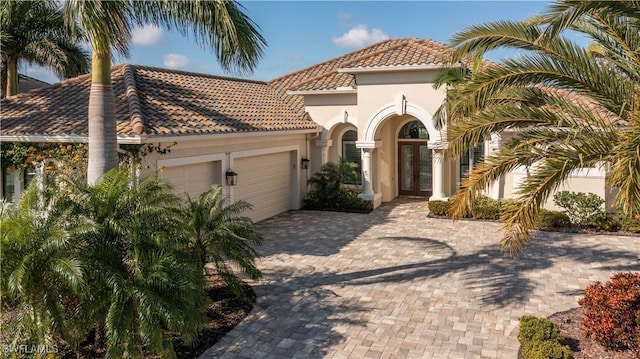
{"left": 470, "top": 196, "right": 503, "bottom": 220}
{"left": 518, "top": 315, "right": 573, "bottom": 359}
{"left": 536, "top": 209, "right": 571, "bottom": 229}
{"left": 427, "top": 200, "right": 450, "bottom": 216}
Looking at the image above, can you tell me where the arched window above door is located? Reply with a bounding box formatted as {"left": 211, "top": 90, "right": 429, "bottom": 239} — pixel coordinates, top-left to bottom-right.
{"left": 398, "top": 121, "right": 429, "bottom": 139}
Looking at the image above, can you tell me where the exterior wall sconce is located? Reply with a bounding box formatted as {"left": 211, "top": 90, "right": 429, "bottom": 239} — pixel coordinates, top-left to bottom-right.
{"left": 225, "top": 169, "right": 238, "bottom": 186}
{"left": 301, "top": 157, "right": 310, "bottom": 170}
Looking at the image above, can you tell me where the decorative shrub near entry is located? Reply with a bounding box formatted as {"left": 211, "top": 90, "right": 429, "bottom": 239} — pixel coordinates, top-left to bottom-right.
{"left": 535, "top": 209, "right": 571, "bottom": 229}
{"left": 553, "top": 191, "right": 614, "bottom": 230}
{"left": 427, "top": 200, "right": 450, "bottom": 216}
{"left": 579, "top": 272, "right": 640, "bottom": 351}
{"left": 518, "top": 315, "right": 573, "bottom": 359}
{"left": 470, "top": 196, "right": 504, "bottom": 220}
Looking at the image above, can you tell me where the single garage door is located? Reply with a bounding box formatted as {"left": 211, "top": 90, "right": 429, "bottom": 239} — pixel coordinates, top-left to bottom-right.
{"left": 162, "top": 161, "right": 221, "bottom": 198}
{"left": 234, "top": 151, "right": 293, "bottom": 222}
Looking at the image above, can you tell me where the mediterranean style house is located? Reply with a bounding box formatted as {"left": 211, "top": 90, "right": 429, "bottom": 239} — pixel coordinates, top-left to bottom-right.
{"left": 0, "top": 38, "right": 609, "bottom": 221}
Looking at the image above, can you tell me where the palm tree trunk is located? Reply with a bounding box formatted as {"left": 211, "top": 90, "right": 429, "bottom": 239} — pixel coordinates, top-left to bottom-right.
{"left": 87, "top": 50, "right": 118, "bottom": 184}
{"left": 6, "top": 59, "right": 19, "bottom": 97}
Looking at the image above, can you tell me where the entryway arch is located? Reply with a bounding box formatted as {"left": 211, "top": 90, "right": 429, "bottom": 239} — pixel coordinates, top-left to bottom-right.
{"left": 361, "top": 97, "right": 443, "bottom": 145}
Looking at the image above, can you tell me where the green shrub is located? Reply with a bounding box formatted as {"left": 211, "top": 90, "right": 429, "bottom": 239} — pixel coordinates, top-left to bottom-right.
{"left": 553, "top": 191, "right": 613, "bottom": 229}
{"left": 518, "top": 316, "right": 573, "bottom": 359}
{"left": 518, "top": 316, "right": 561, "bottom": 343}
{"left": 470, "top": 196, "right": 503, "bottom": 220}
{"left": 336, "top": 187, "right": 373, "bottom": 212}
{"left": 523, "top": 340, "right": 574, "bottom": 359}
{"left": 579, "top": 272, "right": 640, "bottom": 351}
{"left": 535, "top": 209, "right": 571, "bottom": 228}
{"left": 619, "top": 216, "right": 640, "bottom": 233}
{"left": 304, "top": 187, "right": 372, "bottom": 212}
{"left": 428, "top": 200, "right": 450, "bottom": 216}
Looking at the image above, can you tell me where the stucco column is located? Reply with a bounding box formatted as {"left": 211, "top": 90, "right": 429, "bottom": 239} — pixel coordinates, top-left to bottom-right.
{"left": 490, "top": 133, "right": 503, "bottom": 199}
{"left": 315, "top": 139, "right": 332, "bottom": 165}
{"left": 429, "top": 149, "right": 446, "bottom": 201}
{"left": 359, "top": 148, "right": 374, "bottom": 199}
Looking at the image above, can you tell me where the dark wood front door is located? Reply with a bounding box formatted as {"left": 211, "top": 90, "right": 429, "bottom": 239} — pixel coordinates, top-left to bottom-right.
{"left": 398, "top": 142, "right": 432, "bottom": 196}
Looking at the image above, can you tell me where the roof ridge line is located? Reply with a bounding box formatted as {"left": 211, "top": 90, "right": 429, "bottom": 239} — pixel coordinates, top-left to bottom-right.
{"left": 128, "top": 64, "right": 268, "bottom": 85}
{"left": 284, "top": 39, "right": 411, "bottom": 91}
{"left": 122, "top": 64, "right": 145, "bottom": 135}
{"left": 339, "top": 39, "right": 411, "bottom": 68}
{"left": 268, "top": 39, "right": 403, "bottom": 85}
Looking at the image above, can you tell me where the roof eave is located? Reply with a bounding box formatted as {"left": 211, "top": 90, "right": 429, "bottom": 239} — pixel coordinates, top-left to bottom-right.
{"left": 0, "top": 134, "right": 146, "bottom": 145}
{"left": 0, "top": 128, "right": 322, "bottom": 145}
{"left": 287, "top": 88, "right": 357, "bottom": 96}
{"left": 146, "top": 127, "right": 322, "bottom": 143}
{"left": 338, "top": 63, "right": 462, "bottom": 74}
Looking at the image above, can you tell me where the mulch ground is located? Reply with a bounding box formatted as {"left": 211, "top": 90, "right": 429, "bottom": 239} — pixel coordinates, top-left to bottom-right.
{"left": 172, "top": 276, "right": 256, "bottom": 358}
{"left": 547, "top": 307, "right": 637, "bottom": 359}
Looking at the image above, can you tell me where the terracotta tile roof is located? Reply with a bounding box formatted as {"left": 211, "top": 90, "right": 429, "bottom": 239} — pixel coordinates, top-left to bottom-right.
{"left": 1, "top": 64, "right": 318, "bottom": 139}
{"left": 268, "top": 38, "right": 460, "bottom": 113}
{"left": 18, "top": 74, "right": 51, "bottom": 93}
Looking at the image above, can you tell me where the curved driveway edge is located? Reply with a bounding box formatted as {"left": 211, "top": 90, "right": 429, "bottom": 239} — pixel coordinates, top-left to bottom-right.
{"left": 199, "top": 199, "right": 640, "bottom": 359}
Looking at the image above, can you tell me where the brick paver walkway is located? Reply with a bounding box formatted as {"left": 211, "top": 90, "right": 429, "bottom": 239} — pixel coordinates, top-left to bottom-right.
{"left": 200, "top": 198, "right": 640, "bottom": 359}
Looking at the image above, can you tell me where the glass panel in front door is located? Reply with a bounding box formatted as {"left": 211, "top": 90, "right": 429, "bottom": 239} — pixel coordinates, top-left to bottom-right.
{"left": 419, "top": 145, "right": 432, "bottom": 192}
{"left": 401, "top": 145, "right": 413, "bottom": 191}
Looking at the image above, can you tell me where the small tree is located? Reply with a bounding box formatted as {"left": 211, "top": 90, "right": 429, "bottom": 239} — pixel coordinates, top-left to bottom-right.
{"left": 183, "top": 185, "right": 263, "bottom": 297}
{"left": 0, "top": 182, "right": 85, "bottom": 350}
{"left": 60, "top": 170, "right": 208, "bottom": 358}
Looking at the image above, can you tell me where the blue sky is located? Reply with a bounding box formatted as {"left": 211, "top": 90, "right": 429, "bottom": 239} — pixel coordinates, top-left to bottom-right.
{"left": 24, "top": 1, "right": 556, "bottom": 84}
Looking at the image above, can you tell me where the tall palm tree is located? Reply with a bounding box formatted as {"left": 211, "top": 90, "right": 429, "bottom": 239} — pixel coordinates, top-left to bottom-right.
{"left": 60, "top": 170, "right": 208, "bottom": 358}
{"left": 0, "top": 182, "right": 85, "bottom": 350}
{"left": 183, "top": 185, "right": 262, "bottom": 297}
{"left": 63, "top": 0, "right": 266, "bottom": 184}
{"left": 444, "top": 0, "right": 639, "bottom": 253}
{"left": 0, "top": 0, "right": 89, "bottom": 97}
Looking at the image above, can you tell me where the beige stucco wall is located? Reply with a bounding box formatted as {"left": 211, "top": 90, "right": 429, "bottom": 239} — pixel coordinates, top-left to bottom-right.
{"left": 354, "top": 71, "right": 445, "bottom": 142}
{"left": 503, "top": 166, "right": 611, "bottom": 210}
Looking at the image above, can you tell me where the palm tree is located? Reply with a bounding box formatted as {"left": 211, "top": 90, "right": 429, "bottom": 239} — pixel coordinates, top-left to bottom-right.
{"left": 0, "top": 0, "right": 89, "bottom": 97}
{"left": 183, "top": 185, "right": 262, "bottom": 297}
{"left": 0, "top": 182, "right": 85, "bottom": 350}
{"left": 60, "top": 170, "right": 208, "bottom": 358}
{"left": 63, "top": 0, "right": 266, "bottom": 184}
{"left": 443, "top": 0, "right": 639, "bottom": 253}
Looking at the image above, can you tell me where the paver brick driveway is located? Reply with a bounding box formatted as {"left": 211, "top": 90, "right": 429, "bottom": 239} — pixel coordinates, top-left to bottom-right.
{"left": 200, "top": 198, "right": 640, "bottom": 359}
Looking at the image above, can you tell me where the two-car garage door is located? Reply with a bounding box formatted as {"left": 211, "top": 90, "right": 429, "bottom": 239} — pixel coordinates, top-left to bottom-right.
{"left": 162, "top": 150, "right": 294, "bottom": 223}
{"left": 233, "top": 151, "right": 292, "bottom": 222}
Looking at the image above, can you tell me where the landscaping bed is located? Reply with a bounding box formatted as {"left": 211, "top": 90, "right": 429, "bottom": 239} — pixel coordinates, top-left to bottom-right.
{"left": 2, "top": 274, "right": 256, "bottom": 359}
{"left": 548, "top": 307, "right": 637, "bottom": 359}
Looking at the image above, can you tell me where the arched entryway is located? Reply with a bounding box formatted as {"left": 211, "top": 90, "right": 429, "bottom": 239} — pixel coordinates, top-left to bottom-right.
{"left": 397, "top": 120, "right": 431, "bottom": 196}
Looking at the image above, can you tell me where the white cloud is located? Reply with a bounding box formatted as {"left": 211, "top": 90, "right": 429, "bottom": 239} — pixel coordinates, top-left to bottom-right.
{"left": 332, "top": 24, "right": 389, "bottom": 48}
{"left": 132, "top": 24, "right": 165, "bottom": 46}
{"left": 163, "top": 53, "right": 190, "bottom": 69}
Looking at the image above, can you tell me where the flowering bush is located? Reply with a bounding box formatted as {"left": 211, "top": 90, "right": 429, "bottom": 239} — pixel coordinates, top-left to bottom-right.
{"left": 579, "top": 272, "right": 640, "bottom": 351}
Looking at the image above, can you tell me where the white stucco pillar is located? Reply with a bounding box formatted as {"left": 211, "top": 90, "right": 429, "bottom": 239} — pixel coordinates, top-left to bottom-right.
{"left": 490, "top": 133, "right": 503, "bottom": 199}
{"left": 315, "top": 139, "right": 332, "bottom": 165}
{"left": 359, "top": 148, "right": 374, "bottom": 199}
{"left": 430, "top": 149, "right": 446, "bottom": 201}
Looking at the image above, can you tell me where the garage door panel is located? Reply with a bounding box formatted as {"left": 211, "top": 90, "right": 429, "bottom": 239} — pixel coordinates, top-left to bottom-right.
{"left": 163, "top": 161, "right": 219, "bottom": 198}
{"left": 234, "top": 151, "right": 292, "bottom": 222}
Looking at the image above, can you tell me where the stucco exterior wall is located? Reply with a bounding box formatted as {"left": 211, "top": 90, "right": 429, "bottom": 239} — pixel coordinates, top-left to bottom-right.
{"left": 354, "top": 71, "right": 445, "bottom": 142}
